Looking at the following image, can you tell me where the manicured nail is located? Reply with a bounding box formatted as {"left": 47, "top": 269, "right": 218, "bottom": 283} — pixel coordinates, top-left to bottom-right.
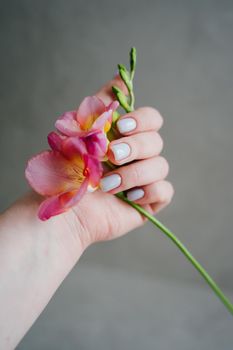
{"left": 127, "top": 188, "right": 145, "bottom": 201}
{"left": 110, "top": 143, "right": 131, "bottom": 161}
{"left": 100, "top": 174, "right": 121, "bottom": 192}
{"left": 117, "top": 117, "right": 137, "bottom": 133}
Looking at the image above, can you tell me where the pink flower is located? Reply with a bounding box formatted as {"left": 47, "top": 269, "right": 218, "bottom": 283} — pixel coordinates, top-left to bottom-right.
{"left": 25, "top": 96, "right": 118, "bottom": 220}
{"left": 25, "top": 138, "right": 102, "bottom": 221}
{"left": 54, "top": 96, "right": 119, "bottom": 159}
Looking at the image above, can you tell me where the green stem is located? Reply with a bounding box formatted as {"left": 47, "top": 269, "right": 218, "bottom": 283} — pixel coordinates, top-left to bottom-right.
{"left": 129, "top": 86, "right": 135, "bottom": 110}
{"left": 116, "top": 193, "right": 233, "bottom": 315}
{"left": 111, "top": 47, "right": 233, "bottom": 315}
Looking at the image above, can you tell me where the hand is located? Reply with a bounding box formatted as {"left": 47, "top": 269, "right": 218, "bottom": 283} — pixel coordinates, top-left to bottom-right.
{"left": 0, "top": 77, "right": 173, "bottom": 347}
{"left": 63, "top": 76, "right": 174, "bottom": 249}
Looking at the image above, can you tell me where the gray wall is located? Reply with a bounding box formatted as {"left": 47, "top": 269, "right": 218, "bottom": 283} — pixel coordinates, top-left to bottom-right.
{"left": 1, "top": 0, "right": 233, "bottom": 349}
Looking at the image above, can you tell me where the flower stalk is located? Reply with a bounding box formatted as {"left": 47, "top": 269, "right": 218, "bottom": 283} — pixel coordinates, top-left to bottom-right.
{"left": 113, "top": 47, "right": 233, "bottom": 316}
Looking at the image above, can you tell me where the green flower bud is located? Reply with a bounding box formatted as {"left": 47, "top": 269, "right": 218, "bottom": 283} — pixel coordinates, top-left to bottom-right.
{"left": 117, "top": 64, "right": 128, "bottom": 73}
{"left": 118, "top": 68, "right": 132, "bottom": 91}
{"left": 112, "top": 86, "right": 132, "bottom": 113}
{"left": 130, "top": 47, "right": 136, "bottom": 77}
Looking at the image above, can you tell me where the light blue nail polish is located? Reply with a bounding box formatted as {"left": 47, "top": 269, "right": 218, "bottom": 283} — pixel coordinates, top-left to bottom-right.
{"left": 127, "top": 188, "right": 145, "bottom": 201}
{"left": 100, "top": 174, "right": 121, "bottom": 192}
{"left": 117, "top": 118, "right": 137, "bottom": 134}
{"left": 111, "top": 143, "right": 131, "bottom": 161}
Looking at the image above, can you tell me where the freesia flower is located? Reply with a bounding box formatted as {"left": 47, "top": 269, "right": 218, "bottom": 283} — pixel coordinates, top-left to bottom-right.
{"left": 25, "top": 137, "right": 102, "bottom": 221}
{"left": 54, "top": 96, "right": 119, "bottom": 160}
{"left": 23, "top": 47, "right": 233, "bottom": 316}
{"left": 25, "top": 96, "right": 119, "bottom": 220}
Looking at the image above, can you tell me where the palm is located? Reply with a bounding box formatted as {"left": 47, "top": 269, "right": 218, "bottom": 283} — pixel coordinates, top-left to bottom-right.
{"left": 71, "top": 190, "right": 145, "bottom": 245}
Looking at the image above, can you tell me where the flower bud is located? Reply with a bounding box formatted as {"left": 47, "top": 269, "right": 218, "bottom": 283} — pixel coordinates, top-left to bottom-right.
{"left": 130, "top": 47, "right": 136, "bottom": 76}
{"left": 119, "top": 68, "right": 132, "bottom": 91}
{"left": 117, "top": 64, "right": 127, "bottom": 73}
{"left": 112, "top": 86, "right": 131, "bottom": 112}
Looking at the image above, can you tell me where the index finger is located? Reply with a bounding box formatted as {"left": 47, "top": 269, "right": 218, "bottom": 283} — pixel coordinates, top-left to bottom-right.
{"left": 116, "top": 107, "right": 164, "bottom": 135}
{"left": 95, "top": 75, "right": 128, "bottom": 105}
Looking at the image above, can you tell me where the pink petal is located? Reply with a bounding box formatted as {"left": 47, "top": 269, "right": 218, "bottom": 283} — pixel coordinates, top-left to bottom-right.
{"left": 61, "top": 136, "right": 87, "bottom": 159}
{"left": 38, "top": 179, "right": 89, "bottom": 221}
{"left": 77, "top": 96, "right": 106, "bottom": 130}
{"left": 25, "top": 151, "right": 81, "bottom": 196}
{"left": 107, "top": 100, "right": 119, "bottom": 112}
{"left": 62, "top": 177, "right": 89, "bottom": 207}
{"left": 82, "top": 131, "right": 108, "bottom": 159}
{"left": 91, "top": 110, "right": 112, "bottom": 130}
{"left": 55, "top": 110, "right": 80, "bottom": 136}
{"left": 84, "top": 155, "right": 103, "bottom": 187}
{"left": 47, "top": 132, "right": 64, "bottom": 152}
{"left": 38, "top": 195, "right": 69, "bottom": 220}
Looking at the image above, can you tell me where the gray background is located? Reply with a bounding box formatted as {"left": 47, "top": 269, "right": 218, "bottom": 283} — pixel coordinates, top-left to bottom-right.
{"left": 1, "top": 0, "right": 233, "bottom": 349}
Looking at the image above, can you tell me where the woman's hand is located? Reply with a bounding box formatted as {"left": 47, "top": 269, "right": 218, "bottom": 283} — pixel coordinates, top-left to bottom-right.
{"left": 64, "top": 76, "right": 174, "bottom": 249}
{"left": 0, "top": 76, "right": 173, "bottom": 348}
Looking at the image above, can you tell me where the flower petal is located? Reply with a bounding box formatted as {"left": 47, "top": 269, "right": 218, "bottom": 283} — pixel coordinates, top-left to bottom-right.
{"left": 55, "top": 110, "right": 80, "bottom": 136}
{"left": 38, "top": 194, "right": 69, "bottom": 220}
{"left": 84, "top": 154, "right": 103, "bottom": 187}
{"left": 107, "top": 100, "right": 119, "bottom": 112}
{"left": 77, "top": 96, "right": 106, "bottom": 130}
{"left": 61, "top": 136, "right": 87, "bottom": 159}
{"left": 82, "top": 131, "right": 108, "bottom": 159}
{"left": 91, "top": 110, "right": 112, "bottom": 131}
{"left": 25, "top": 151, "right": 83, "bottom": 196}
{"left": 38, "top": 179, "right": 89, "bottom": 221}
{"left": 47, "top": 132, "right": 64, "bottom": 152}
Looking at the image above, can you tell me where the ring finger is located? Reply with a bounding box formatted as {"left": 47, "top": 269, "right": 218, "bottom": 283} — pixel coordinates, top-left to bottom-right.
{"left": 100, "top": 156, "right": 169, "bottom": 194}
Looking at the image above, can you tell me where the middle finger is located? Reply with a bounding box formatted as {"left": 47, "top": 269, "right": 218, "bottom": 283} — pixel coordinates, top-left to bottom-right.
{"left": 108, "top": 131, "right": 163, "bottom": 165}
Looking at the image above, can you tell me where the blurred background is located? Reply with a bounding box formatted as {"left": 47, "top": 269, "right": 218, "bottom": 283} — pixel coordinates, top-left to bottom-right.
{"left": 1, "top": 0, "right": 233, "bottom": 348}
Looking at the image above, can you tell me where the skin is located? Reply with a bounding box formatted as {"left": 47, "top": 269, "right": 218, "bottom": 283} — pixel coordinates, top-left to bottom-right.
{"left": 0, "top": 76, "right": 174, "bottom": 349}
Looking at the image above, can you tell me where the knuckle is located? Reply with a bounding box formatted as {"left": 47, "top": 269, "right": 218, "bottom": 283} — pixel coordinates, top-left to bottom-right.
{"left": 135, "top": 106, "right": 164, "bottom": 130}
{"left": 155, "top": 132, "right": 164, "bottom": 153}
{"left": 157, "top": 156, "right": 169, "bottom": 177}
{"left": 156, "top": 187, "right": 168, "bottom": 203}
{"left": 150, "top": 107, "right": 163, "bottom": 128}
{"left": 156, "top": 181, "right": 174, "bottom": 203}
{"left": 156, "top": 111, "right": 164, "bottom": 128}
{"left": 129, "top": 164, "right": 142, "bottom": 185}
{"left": 144, "top": 106, "right": 157, "bottom": 114}
{"left": 168, "top": 182, "right": 175, "bottom": 198}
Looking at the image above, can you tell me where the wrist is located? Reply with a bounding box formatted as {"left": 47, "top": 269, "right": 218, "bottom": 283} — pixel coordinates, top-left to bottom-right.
{"left": 1, "top": 191, "right": 86, "bottom": 265}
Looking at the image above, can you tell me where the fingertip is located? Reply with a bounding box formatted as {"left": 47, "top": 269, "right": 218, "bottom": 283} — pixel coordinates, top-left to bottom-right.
{"left": 107, "top": 141, "right": 132, "bottom": 165}
{"left": 117, "top": 117, "right": 137, "bottom": 134}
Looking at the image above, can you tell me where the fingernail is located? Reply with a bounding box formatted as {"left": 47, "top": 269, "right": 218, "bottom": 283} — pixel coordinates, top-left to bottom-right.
{"left": 127, "top": 188, "right": 145, "bottom": 201}
{"left": 110, "top": 143, "right": 131, "bottom": 161}
{"left": 100, "top": 174, "right": 121, "bottom": 192}
{"left": 117, "top": 117, "right": 137, "bottom": 133}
